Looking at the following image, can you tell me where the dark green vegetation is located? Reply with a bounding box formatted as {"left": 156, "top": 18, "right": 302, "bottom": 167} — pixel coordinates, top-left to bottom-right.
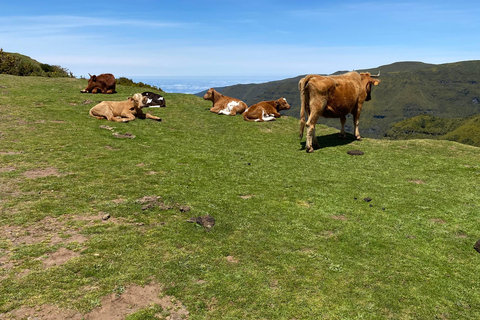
{"left": 116, "top": 76, "right": 163, "bottom": 92}
{"left": 386, "top": 114, "right": 480, "bottom": 147}
{"left": 196, "top": 61, "right": 480, "bottom": 146}
{"left": 1, "top": 75, "right": 480, "bottom": 319}
{"left": 0, "top": 49, "right": 72, "bottom": 77}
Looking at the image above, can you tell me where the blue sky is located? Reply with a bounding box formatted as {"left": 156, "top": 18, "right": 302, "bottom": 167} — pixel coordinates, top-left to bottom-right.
{"left": 1, "top": 0, "right": 479, "bottom": 78}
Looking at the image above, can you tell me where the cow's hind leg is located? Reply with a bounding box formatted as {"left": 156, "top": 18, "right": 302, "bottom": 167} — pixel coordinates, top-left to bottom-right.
{"left": 339, "top": 116, "right": 347, "bottom": 138}
{"left": 305, "top": 108, "right": 321, "bottom": 153}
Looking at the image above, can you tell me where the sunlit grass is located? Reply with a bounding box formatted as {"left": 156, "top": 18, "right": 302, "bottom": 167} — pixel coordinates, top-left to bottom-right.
{"left": 0, "top": 74, "right": 479, "bottom": 319}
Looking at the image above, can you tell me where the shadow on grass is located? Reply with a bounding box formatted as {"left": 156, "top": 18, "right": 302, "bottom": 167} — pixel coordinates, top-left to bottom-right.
{"left": 299, "top": 132, "right": 356, "bottom": 151}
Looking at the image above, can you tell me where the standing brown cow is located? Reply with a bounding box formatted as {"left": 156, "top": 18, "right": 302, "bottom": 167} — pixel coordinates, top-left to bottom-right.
{"left": 299, "top": 72, "right": 380, "bottom": 153}
{"left": 81, "top": 73, "right": 116, "bottom": 94}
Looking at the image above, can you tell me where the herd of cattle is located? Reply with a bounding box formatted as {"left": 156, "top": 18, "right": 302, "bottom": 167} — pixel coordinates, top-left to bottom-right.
{"left": 82, "top": 71, "right": 380, "bottom": 152}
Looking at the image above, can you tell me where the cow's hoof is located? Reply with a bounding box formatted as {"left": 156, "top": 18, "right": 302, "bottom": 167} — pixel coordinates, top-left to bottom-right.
{"left": 306, "top": 147, "right": 314, "bottom": 153}
{"left": 355, "top": 137, "right": 363, "bottom": 141}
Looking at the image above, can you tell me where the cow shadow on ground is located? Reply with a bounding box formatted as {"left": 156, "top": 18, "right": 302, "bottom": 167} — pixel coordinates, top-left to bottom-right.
{"left": 299, "top": 133, "right": 356, "bottom": 151}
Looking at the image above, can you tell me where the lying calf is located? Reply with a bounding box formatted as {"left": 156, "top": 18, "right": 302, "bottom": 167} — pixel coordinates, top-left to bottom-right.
{"left": 243, "top": 98, "right": 291, "bottom": 122}
{"left": 203, "top": 88, "right": 247, "bottom": 115}
{"left": 89, "top": 93, "right": 161, "bottom": 122}
{"left": 142, "top": 92, "right": 166, "bottom": 107}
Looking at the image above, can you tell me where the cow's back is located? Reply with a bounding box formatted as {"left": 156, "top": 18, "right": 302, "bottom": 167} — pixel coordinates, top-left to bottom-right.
{"left": 302, "top": 72, "right": 364, "bottom": 118}
{"left": 98, "top": 74, "right": 116, "bottom": 87}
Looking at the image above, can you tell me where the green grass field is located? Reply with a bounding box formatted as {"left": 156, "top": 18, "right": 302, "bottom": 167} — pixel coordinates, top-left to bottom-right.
{"left": 1, "top": 74, "right": 480, "bottom": 319}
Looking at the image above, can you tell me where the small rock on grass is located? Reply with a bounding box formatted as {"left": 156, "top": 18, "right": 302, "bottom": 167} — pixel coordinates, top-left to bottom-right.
{"left": 347, "top": 150, "right": 364, "bottom": 156}
{"left": 113, "top": 132, "right": 135, "bottom": 139}
{"left": 187, "top": 215, "right": 215, "bottom": 231}
{"left": 474, "top": 239, "right": 480, "bottom": 253}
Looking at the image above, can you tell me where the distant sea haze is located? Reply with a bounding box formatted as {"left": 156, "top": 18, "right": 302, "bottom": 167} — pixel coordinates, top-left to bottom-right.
{"left": 130, "top": 76, "right": 285, "bottom": 94}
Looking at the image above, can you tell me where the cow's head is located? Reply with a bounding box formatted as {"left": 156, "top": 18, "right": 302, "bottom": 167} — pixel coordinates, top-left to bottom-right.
{"left": 360, "top": 72, "right": 381, "bottom": 101}
{"left": 275, "top": 98, "right": 291, "bottom": 111}
{"left": 81, "top": 74, "right": 98, "bottom": 93}
{"left": 131, "top": 93, "right": 148, "bottom": 108}
{"left": 203, "top": 88, "right": 215, "bottom": 101}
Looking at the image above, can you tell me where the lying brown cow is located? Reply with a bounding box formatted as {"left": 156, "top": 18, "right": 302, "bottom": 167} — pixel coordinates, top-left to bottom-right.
{"left": 299, "top": 71, "right": 380, "bottom": 153}
{"left": 89, "top": 93, "right": 161, "bottom": 122}
{"left": 243, "top": 98, "right": 291, "bottom": 122}
{"left": 203, "top": 88, "right": 247, "bottom": 115}
{"left": 81, "top": 73, "right": 116, "bottom": 94}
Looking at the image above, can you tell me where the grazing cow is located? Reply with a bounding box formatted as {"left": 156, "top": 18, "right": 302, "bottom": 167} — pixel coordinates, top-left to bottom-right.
{"left": 299, "top": 72, "right": 380, "bottom": 153}
{"left": 203, "top": 88, "right": 247, "bottom": 115}
{"left": 81, "top": 73, "right": 116, "bottom": 94}
{"left": 142, "top": 92, "right": 166, "bottom": 107}
{"left": 243, "top": 98, "right": 291, "bottom": 122}
{"left": 89, "top": 93, "right": 161, "bottom": 122}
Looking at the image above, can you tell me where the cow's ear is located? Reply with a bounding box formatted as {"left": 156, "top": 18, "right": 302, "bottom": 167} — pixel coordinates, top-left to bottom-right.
{"left": 92, "top": 75, "right": 97, "bottom": 81}
{"left": 373, "top": 79, "right": 380, "bottom": 86}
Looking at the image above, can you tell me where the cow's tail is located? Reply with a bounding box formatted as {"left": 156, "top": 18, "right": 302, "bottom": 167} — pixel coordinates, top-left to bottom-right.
{"left": 298, "top": 76, "right": 310, "bottom": 139}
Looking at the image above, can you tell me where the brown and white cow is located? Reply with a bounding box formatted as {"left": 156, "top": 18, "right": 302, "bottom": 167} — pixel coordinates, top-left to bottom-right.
{"left": 243, "top": 98, "right": 291, "bottom": 122}
{"left": 203, "top": 88, "right": 247, "bottom": 115}
{"left": 81, "top": 73, "right": 116, "bottom": 94}
{"left": 89, "top": 93, "right": 161, "bottom": 122}
{"left": 299, "top": 71, "right": 380, "bottom": 153}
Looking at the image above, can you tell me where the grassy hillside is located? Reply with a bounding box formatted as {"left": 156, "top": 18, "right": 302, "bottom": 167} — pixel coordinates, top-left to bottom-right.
{"left": 0, "top": 49, "right": 71, "bottom": 77}
{"left": 385, "top": 114, "right": 480, "bottom": 147}
{"left": 196, "top": 60, "right": 480, "bottom": 142}
{"left": 1, "top": 75, "right": 480, "bottom": 319}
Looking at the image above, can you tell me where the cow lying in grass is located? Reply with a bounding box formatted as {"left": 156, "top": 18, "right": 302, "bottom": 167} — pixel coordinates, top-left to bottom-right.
{"left": 142, "top": 92, "right": 166, "bottom": 107}
{"left": 89, "top": 93, "right": 161, "bottom": 122}
{"left": 203, "top": 88, "right": 247, "bottom": 115}
{"left": 243, "top": 98, "right": 291, "bottom": 122}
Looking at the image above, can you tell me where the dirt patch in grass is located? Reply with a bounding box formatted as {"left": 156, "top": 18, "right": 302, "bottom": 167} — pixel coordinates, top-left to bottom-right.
{"left": 22, "top": 167, "right": 68, "bottom": 179}
{"left": 1, "top": 216, "right": 88, "bottom": 246}
{"left": 0, "top": 166, "right": 16, "bottom": 172}
{"left": 41, "top": 247, "right": 80, "bottom": 268}
{"left": 330, "top": 214, "right": 347, "bottom": 221}
{"left": 409, "top": 179, "right": 426, "bottom": 184}
{"left": 226, "top": 256, "right": 239, "bottom": 263}
{"left": 137, "top": 195, "right": 190, "bottom": 213}
{"left": 3, "top": 282, "right": 189, "bottom": 320}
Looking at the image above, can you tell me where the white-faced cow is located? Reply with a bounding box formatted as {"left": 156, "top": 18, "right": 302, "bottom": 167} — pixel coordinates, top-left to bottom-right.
{"left": 81, "top": 73, "right": 116, "bottom": 94}
{"left": 89, "top": 93, "right": 161, "bottom": 122}
{"left": 203, "top": 88, "right": 247, "bottom": 115}
{"left": 299, "top": 72, "right": 380, "bottom": 153}
{"left": 243, "top": 98, "right": 291, "bottom": 122}
{"left": 142, "top": 92, "right": 166, "bottom": 107}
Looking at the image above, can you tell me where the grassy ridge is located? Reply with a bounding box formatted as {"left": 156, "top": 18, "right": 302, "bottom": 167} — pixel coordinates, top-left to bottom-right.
{"left": 0, "top": 50, "right": 71, "bottom": 77}
{"left": 1, "top": 75, "right": 480, "bottom": 319}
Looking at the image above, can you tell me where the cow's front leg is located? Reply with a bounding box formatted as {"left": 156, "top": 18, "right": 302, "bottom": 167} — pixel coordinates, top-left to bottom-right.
{"left": 146, "top": 113, "right": 162, "bottom": 121}
{"left": 120, "top": 111, "right": 136, "bottom": 122}
{"left": 339, "top": 116, "right": 347, "bottom": 138}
